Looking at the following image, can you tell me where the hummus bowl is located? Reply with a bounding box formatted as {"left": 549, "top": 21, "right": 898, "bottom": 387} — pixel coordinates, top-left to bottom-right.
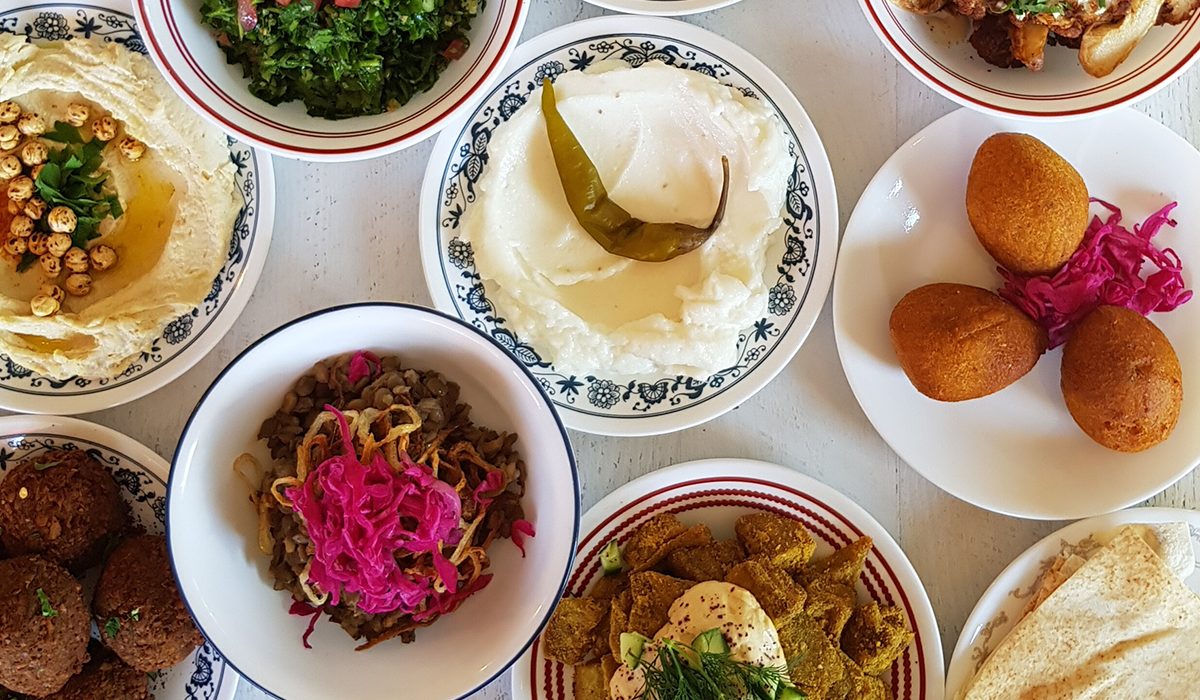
{"left": 0, "top": 414, "right": 238, "bottom": 700}
{"left": 420, "top": 16, "right": 838, "bottom": 437}
{"left": 0, "top": 0, "right": 273, "bottom": 416}
{"left": 131, "top": 0, "right": 529, "bottom": 161}
{"left": 169, "top": 303, "right": 578, "bottom": 700}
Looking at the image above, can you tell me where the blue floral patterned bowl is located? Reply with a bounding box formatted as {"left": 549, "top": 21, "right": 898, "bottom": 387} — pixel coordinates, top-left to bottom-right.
{"left": 0, "top": 414, "right": 237, "bottom": 700}
{"left": 0, "top": 0, "right": 273, "bottom": 416}
{"left": 420, "top": 16, "right": 838, "bottom": 436}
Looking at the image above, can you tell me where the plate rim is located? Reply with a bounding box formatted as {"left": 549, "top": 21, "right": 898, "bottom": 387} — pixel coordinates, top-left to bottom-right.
{"left": 418, "top": 14, "right": 839, "bottom": 437}
{"left": 832, "top": 106, "right": 1200, "bottom": 520}
{"left": 130, "top": 0, "right": 530, "bottom": 161}
{"left": 167, "top": 300, "right": 580, "bottom": 700}
{"left": 510, "top": 457, "right": 946, "bottom": 700}
{"left": 0, "top": 413, "right": 239, "bottom": 700}
{"left": 581, "top": 0, "right": 745, "bottom": 17}
{"left": 944, "top": 506, "right": 1200, "bottom": 699}
{"left": 857, "top": 0, "right": 1200, "bottom": 120}
{"left": 0, "top": 0, "right": 276, "bottom": 415}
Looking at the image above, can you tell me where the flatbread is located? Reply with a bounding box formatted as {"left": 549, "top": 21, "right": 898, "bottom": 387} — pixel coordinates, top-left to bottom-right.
{"left": 962, "top": 527, "right": 1200, "bottom": 700}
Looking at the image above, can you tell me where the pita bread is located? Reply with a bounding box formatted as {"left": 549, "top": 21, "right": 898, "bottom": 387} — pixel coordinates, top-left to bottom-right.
{"left": 962, "top": 527, "right": 1200, "bottom": 700}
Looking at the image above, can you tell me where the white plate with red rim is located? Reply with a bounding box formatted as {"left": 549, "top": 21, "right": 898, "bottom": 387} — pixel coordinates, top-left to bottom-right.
{"left": 511, "top": 458, "right": 945, "bottom": 700}
{"left": 582, "top": 0, "right": 745, "bottom": 16}
{"left": 859, "top": 0, "right": 1200, "bottom": 119}
{"left": 0, "top": 414, "right": 238, "bottom": 700}
{"left": 945, "top": 506, "right": 1200, "bottom": 699}
{"left": 833, "top": 107, "right": 1200, "bottom": 520}
{"left": 131, "top": 0, "right": 529, "bottom": 161}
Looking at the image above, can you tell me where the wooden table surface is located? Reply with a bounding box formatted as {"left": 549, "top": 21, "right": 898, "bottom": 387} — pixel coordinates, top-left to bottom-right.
{"left": 71, "top": 0, "right": 1200, "bottom": 697}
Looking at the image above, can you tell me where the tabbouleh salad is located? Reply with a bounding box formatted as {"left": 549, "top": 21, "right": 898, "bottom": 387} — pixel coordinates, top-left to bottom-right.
{"left": 199, "top": 0, "right": 482, "bottom": 119}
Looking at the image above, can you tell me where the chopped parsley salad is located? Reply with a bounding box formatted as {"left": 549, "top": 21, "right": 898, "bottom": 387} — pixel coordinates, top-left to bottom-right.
{"left": 199, "top": 0, "right": 481, "bottom": 119}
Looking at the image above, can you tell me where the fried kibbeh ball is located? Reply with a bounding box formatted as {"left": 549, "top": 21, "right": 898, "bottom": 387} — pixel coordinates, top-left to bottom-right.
{"left": 967, "top": 133, "right": 1090, "bottom": 276}
{"left": 41, "top": 642, "right": 150, "bottom": 700}
{"left": 0, "top": 449, "right": 127, "bottom": 572}
{"left": 0, "top": 556, "right": 91, "bottom": 696}
{"left": 93, "top": 535, "right": 204, "bottom": 672}
{"left": 890, "top": 283, "right": 1048, "bottom": 402}
{"left": 1062, "top": 305, "right": 1182, "bottom": 452}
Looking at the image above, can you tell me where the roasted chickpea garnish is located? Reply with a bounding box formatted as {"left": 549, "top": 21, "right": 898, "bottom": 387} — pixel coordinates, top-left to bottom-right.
{"left": 64, "top": 273, "right": 91, "bottom": 296}
{"left": 27, "top": 233, "right": 48, "bottom": 257}
{"left": 9, "top": 216, "right": 33, "bottom": 239}
{"left": 88, "top": 245, "right": 118, "bottom": 271}
{"left": 3, "top": 237, "right": 27, "bottom": 256}
{"left": 65, "top": 103, "right": 90, "bottom": 128}
{"left": 0, "top": 125, "right": 19, "bottom": 150}
{"left": 39, "top": 253, "right": 62, "bottom": 278}
{"left": 91, "top": 116, "right": 117, "bottom": 142}
{"left": 7, "top": 176, "right": 34, "bottom": 203}
{"left": 30, "top": 293, "right": 59, "bottom": 317}
{"left": 47, "top": 206, "right": 77, "bottom": 234}
{"left": 0, "top": 102, "right": 20, "bottom": 125}
{"left": 20, "top": 141, "right": 48, "bottom": 167}
{"left": 117, "top": 137, "right": 145, "bottom": 162}
{"left": 23, "top": 198, "right": 47, "bottom": 221}
{"left": 16, "top": 112, "right": 45, "bottom": 137}
{"left": 64, "top": 248, "right": 90, "bottom": 274}
{"left": 46, "top": 233, "right": 72, "bottom": 259}
{"left": 0, "top": 155, "right": 21, "bottom": 180}
{"left": 41, "top": 283, "right": 65, "bottom": 304}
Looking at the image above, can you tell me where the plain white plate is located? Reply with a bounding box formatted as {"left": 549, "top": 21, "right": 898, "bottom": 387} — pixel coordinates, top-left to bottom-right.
{"left": 132, "top": 0, "right": 528, "bottom": 160}
{"left": 945, "top": 507, "right": 1200, "bottom": 698}
{"left": 583, "top": 0, "right": 745, "bottom": 16}
{"left": 859, "top": 0, "right": 1200, "bottom": 119}
{"left": 0, "top": 0, "right": 274, "bottom": 415}
{"left": 421, "top": 16, "right": 838, "bottom": 437}
{"left": 834, "top": 107, "right": 1200, "bottom": 520}
{"left": 0, "top": 414, "right": 239, "bottom": 700}
{"left": 512, "top": 458, "right": 945, "bottom": 700}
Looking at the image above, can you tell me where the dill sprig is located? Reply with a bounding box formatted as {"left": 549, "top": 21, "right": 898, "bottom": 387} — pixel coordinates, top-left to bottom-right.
{"left": 636, "top": 638, "right": 791, "bottom": 700}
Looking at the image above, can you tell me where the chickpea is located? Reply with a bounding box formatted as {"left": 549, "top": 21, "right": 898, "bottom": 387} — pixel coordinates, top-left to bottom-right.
{"left": 23, "top": 198, "right": 46, "bottom": 221}
{"left": 47, "top": 206, "right": 76, "bottom": 234}
{"left": 64, "top": 247, "right": 89, "bottom": 273}
{"left": 3, "top": 237, "right": 26, "bottom": 256}
{"left": 46, "top": 232, "right": 72, "bottom": 258}
{"left": 41, "top": 283, "right": 64, "bottom": 304}
{"left": 0, "top": 155, "right": 20, "bottom": 180}
{"left": 63, "top": 273, "right": 91, "bottom": 296}
{"left": 16, "top": 112, "right": 44, "bottom": 137}
{"left": 29, "top": 164, "right": 43, "bottom": 182}
{"left": 9, "top": 215, "right": 33, "bottom": 239}
{"left": 30, "top": 294, "right": 59, "bottom": 318}
{"left": 39, "top": 253, "right": 62, "bottom": 278}
{"left": 0, "top": 125, "right": 19, "bottom": 150}
{"left": 7, "top": 176, "right": 33, "bottom": 203}
{"left": 91, "top": 116, "right": 117, "bottom": 142}
{"left": 0, "top": 102, "right": 19, "bottom": 125}
{"left": 88, "top": 244, "right": 117, "bottom": 272}
{"left": 19, "top": 141, "right": 47, "bottom": 168}
{"left": 65, "top": 104, "right": 90, "bottom": 128}
{"left": 27, "top": 233, "right": 48, "bottom": 257}
{"left": 117, "top": 137, "right": 145, "bottom": 162}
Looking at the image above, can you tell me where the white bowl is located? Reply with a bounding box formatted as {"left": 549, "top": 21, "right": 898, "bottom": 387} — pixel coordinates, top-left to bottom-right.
{"left": 132, "top": 0, "right": 529, "bottom": 161}
{"left": 169, "top": 303, "right": 579, "bottom": 700}
{"left": 860, "top": 0, "right": 1200, "bottom": 119}
{"left": 582, "top": 0, "right": 745, "bottom": 16}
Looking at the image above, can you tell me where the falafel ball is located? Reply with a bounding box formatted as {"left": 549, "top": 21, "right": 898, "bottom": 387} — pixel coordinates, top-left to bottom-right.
{"left": 0, "top": 450, "right": 127, "bottom": 572}
{"left": 0, "top": 556, "right": 91, "bottom": 696}
{"left": 40, "top": 642, "right": 150, "bottom": 700}
{"left": 966, "top": 133, "right": 1090, "bottom": 276}
{"left": 94, "top": 535, "right": 204, "bottom": 672}
{"left": 1062, "top": 305, "right": 1183, "bottom": 452}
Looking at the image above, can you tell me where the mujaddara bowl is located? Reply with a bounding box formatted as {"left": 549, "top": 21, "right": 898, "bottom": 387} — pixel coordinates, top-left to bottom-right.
{"left": 132, "top": 0, "right": 529, "bottom": 160}
{"left": 169, "top": 302, "right": 579, "bottom": 700}
{"left": 0, "top": 0, "right": 274, "bottom": 415}
{"left": 420, "top": 15, "right": 839, "bottom": 437}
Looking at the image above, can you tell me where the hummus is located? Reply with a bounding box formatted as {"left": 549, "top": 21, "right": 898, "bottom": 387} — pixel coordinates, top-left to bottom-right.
{"left": 461, "top": 62, "right": 791, "bottom": 377}
{"left": 0, "top": 36, "right": 239, "bottom": 379}
{"left": 610, "top": 581, "right": 786, "bottom": 700}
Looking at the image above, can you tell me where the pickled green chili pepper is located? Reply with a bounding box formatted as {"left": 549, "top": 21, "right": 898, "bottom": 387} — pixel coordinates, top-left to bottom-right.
{"left": 540, "top": 79, "right": 730, "bottom": 263}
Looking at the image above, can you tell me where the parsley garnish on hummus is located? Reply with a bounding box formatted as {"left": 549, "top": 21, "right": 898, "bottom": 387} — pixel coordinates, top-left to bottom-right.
{"left": 36, "top": 122, "right": 123, "bottom": 250}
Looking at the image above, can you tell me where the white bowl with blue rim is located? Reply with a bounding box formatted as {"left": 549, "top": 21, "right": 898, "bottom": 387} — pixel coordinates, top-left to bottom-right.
{"left": 169, "top": 302, "right": 578, "bottom": 700}
{"left": 0, "top": 0, "right": 273, "bottom": 416}
{"left": 419, "top": 15, "right": 839, "bottom": 437}
{"left": 0, "top": 414, "right": 238, "bottom": 700}
{"left": 583, "top": 0, "right": 745, "bottom": 16}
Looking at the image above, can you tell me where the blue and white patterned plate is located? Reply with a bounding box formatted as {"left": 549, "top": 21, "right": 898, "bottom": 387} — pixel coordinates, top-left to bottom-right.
{"left": 0, "top": 0, "right": 274, "bottom": 416}
{"left": 0, "top": 414, "right": 237, "bottom": 700}
{"left": 420, "top": 16, "right": 838, "bottom": 436}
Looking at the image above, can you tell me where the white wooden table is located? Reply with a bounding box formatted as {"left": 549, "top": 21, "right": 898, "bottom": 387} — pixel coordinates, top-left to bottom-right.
{"left": 74, "top": 0, "right": 1200, "bottom": 697}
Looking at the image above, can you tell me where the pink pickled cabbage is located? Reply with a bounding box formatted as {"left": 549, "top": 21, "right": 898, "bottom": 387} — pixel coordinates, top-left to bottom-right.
{"left": 288, "top": 600, "right": 322, "bottom": 649}
{"left": 347, "top": 350, "right": 381, "bottom": 384}
{"left": 473, "top": 470, "right": 505, "bottom": 506}
{"left": 511, "top": 520, "right": 535, "bottom": 558}
{"left": 287, "top": 406, "right": 463, "bottom": 615}
{"left": 413, "top": 574, "right": 494, "bottom": 623}
{"left": 999, "top": 200, "right": 1192, "bottom": 348}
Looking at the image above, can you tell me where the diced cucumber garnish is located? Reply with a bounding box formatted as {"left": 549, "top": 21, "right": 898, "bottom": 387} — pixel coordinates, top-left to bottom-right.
{"left": 692, "top": 628, "right": 729, "bottom": 655}
{"left": 620, "top": 632, "right": 650, "bottom": 669}
{"left": 600, "top": 540, "right": 623, "bottom": 575}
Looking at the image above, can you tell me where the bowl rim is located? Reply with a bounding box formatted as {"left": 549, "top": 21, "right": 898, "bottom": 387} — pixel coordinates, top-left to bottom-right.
{"left": 167, "top": 301, "right": 580, "bottom": 700}
{"left": 581, "top": 0, "right": 745, "bottom": 16}
{"left": 858, "top": 0, "right": 1200, "bottom": 119}
{"left": 130, "top": 0, "right": 531, "bottom": 161}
